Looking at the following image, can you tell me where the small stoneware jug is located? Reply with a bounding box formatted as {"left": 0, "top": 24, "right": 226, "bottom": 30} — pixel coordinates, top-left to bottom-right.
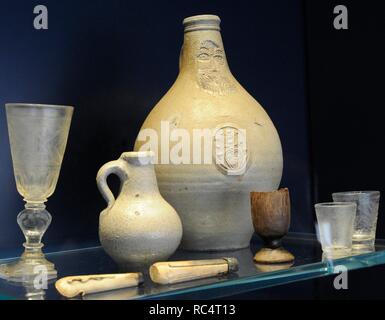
{"left": 97, "top": 151, "right": 183, "bottom": 268}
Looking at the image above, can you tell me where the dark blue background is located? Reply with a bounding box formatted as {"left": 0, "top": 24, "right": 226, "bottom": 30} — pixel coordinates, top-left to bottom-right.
{"left": 0, "top": 0, "right": 310, "bottom": 254}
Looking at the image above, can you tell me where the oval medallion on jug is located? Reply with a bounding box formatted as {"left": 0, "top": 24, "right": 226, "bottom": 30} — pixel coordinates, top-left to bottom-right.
{"left": 134, "top": 15, "right": 283, "bottom": 251}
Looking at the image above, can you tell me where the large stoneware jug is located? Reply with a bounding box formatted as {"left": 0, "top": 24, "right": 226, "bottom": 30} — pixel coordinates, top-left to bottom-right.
{"left": 97, "top": 151, "right": 183, "bottom": 267}
{"left": 134, "top": 15, "right": 283, "bottom": 251}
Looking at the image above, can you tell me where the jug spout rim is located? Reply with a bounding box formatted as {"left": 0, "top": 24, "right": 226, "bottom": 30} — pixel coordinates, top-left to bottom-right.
{"left": 121, "top": 151, "right": 154, "bottom": 164}
{"left": 121, "top": 151, "right": 154, "bottom": 158}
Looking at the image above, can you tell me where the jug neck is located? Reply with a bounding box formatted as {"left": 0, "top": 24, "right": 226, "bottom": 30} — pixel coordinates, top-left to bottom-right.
{"left": 121, "top": 152, "right": 159, "bottom": 194}
{"left": 179, "top": 15, "right": 234, "bottom": 86}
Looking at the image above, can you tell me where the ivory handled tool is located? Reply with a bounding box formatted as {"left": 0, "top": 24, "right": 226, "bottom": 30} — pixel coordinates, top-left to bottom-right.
{"left": 149, "top": 257, "right": 239, "bottom": 285}
{"left": 55, "top": 272, "right": 143, "bottom": 298}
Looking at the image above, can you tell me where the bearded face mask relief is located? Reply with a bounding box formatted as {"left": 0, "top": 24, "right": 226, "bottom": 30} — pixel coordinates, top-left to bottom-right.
{"left": 196, "top": 40, "right": 235, "bottom": 95}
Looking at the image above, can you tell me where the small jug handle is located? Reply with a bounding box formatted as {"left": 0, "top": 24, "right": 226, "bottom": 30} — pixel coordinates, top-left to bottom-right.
{"left": 96, "top": 159, "right": 128, "bottom": 209}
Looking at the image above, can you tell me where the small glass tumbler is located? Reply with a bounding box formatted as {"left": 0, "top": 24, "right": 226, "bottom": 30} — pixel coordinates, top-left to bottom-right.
{"left": 332, "top": 191, "right": 380, "bottom": 249}
{"left": 315, "top": 202, "right": 357, "bottom": 256}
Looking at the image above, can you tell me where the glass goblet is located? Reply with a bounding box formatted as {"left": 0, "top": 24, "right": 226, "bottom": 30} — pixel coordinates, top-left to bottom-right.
{"left": 0, "top": 103, "right": 73, "bottom": 283}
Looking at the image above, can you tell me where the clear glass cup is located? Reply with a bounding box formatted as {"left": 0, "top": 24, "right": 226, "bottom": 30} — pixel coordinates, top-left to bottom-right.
{"left": 332, "top": 191, "right": 380, "bottom": 249}
{"left": 0, "top": 103, "right": 73, "bottom": 283}
{"left": 315, "top": 202, "right": 357, "bottom": 256}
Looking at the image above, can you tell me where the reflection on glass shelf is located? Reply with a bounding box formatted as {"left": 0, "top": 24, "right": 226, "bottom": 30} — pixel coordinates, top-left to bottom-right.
{"left": 0, "top": 232, "right": 384, "bottom": 300}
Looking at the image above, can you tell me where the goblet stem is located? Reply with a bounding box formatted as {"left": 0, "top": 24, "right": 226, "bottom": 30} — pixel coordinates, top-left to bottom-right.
{"left": 262, "top": 237, "right": 282, "bottom": 250}
{"left": 0, "top": 203, "right": 57, "bottom": 283}
{"left": 18, "top": 202, "right": 51, "bottom": 251}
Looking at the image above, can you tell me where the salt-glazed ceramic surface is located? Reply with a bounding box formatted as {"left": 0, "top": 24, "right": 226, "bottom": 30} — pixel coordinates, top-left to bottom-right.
{"left": 97, "top": 151, "right": 183, "bottom": 267}
{"left": 134, "top": 15, "right": 283, "bottom": 251}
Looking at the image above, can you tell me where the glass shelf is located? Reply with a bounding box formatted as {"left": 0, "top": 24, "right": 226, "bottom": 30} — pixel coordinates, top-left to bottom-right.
{"left": 0, "top": 232, "right": 385, "bottom": 300}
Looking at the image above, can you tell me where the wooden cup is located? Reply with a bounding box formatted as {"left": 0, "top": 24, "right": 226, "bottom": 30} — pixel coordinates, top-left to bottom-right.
{"left": 250, "top": 188, "right": 295, "bottom": 264}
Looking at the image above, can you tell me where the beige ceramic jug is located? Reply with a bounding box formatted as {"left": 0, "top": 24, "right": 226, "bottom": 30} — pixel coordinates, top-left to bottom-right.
{"left": 97, "top": 151, "right": 183, "bottom": 267}
{"left": 134, "top": 15, "right": 283, "bottom": 251}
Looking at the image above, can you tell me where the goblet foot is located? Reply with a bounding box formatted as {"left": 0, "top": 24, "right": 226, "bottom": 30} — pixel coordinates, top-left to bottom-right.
{"left": 253, "top": 247, "right": 295, "bottom": 264}
{"left": 24, "top": 283, "right": 47, "bottom": 300}
{"left": 0, "top": 247, "right": 57, "bottom": 283}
